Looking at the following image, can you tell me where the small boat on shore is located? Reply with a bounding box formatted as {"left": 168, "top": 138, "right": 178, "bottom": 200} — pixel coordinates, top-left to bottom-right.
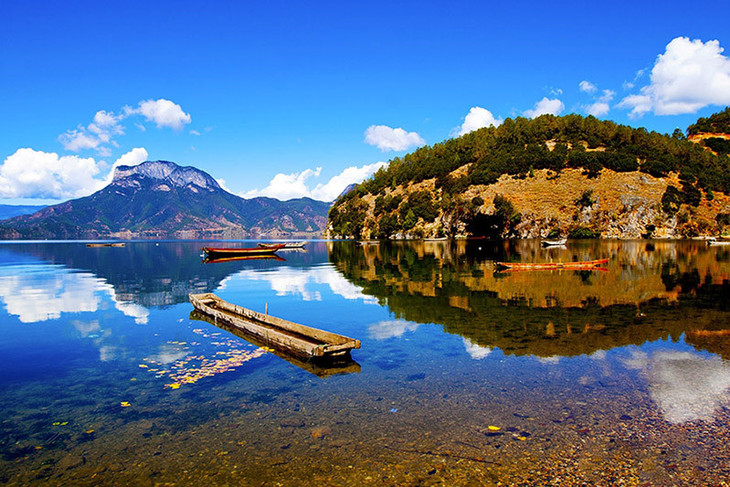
{"left": 189, "top": 293, "right": 360, "bottom": 359}
{"left": 707, "top": 238, "right": 730, "bottom": 246}
{"left": 201, "top": 244, "right": 285, "bottom": 259}
{"left": 86, "top": 242, "right": 126, "bottom": 248}
{"left": 496, "top": 258, "right": 609, "bottom": 271}
{"left": 541, "top": 238, "right": 567, "bottom": 247}
{"left": 258, "top": 241, "right": 306, "bottom": 249}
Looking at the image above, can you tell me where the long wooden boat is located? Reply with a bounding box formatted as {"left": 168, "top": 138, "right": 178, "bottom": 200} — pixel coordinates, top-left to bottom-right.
{"left": 201, "top": 244, "right": 285, "bottom": 258}
{"left": 189, "top": 293, "right": 360, "bottom": 359}
{"left": 258, "top": 241, "right": 306, "bottom": 249}
{"left": 496, "top": 258, "right": 609, "bottom": 271}
{"left": 189, "top": 310, "right": 360, "bottom": 377}
{"left": 86, "top": 242, "right": 126, "bottom": 248}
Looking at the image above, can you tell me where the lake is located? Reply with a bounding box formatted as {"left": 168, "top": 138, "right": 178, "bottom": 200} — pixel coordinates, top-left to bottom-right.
{"left": 0, "top": 239, "right": 729, "bottom": 486}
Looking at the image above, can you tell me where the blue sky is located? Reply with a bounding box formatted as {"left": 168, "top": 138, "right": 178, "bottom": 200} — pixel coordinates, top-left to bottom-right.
{"left": 1, "top": 0, "right": 729, "bottom": 204}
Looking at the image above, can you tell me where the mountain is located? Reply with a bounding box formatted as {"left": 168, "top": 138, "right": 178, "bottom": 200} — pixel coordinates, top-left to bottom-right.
{"left": 0, "top": 161, "right": 330, "bottom": 239}
{"left": 0, "top": 205, "right": 46, "bottom": 221}
{"left": 327, "top": 111, "right": 730, "bottom": 239}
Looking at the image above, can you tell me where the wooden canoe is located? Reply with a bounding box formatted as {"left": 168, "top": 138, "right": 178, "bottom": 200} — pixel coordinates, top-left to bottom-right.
{"left": 189, "top": 293, "right": 360, "bottom": 359}
{"left": 189, "top": 310, "right": 360, "bottom": 377}
{"left": 86, "top": 242, "right": 125, "bottom": 247}
{"left": 201, "top": 244, "right": 285, "bottom": 258}
{"left": 496, "top": 258, "right": 609, "bottom": 271}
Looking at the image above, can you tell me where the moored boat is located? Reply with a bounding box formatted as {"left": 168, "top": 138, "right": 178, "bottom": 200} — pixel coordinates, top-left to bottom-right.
{"left": 707, "top": 238, "right": 730, "bottom": 246}
{"left": 258, "top": 241, "right": 306, "bottom": 249}
{"left": 201, "top": 244, "right": 285, "bottom": 258}
{"left": 541, "top": 238, "right": 567, "bottom": 247}
{"left": 86, "top": 242, "right": 126, "bottom": 248}
{"left": 496, "top": 258, "right": 609, "bottom": 271}
{"left": 189, "top": 293, "right": 360, "bottom": 359}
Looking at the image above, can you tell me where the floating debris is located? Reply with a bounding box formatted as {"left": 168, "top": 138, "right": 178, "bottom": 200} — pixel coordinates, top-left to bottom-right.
{"left": 138, "top": 328, "right": 268, "bottom": 389}
{"left": 120, "top": 401, "right": 131, "bottom": 407}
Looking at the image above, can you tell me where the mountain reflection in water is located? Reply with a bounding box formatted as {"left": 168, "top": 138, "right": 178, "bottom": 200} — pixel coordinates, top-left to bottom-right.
{"left": 328, "top": 239, "right": 730, "bottom": 359}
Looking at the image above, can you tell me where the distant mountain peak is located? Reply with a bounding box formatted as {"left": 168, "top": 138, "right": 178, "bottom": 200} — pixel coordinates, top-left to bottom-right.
{"left": 112, "top": 160, "right": 222, "bottom": 192}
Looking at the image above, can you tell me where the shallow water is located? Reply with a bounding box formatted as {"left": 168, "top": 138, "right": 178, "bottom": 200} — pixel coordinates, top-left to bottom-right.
{"left": 0, "top": 240, "right": 729, "bottom": 486}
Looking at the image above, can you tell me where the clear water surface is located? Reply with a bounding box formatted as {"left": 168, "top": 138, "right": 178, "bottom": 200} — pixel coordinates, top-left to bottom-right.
{"left": 0, "top": 240, "right": 729, "bottom": 486}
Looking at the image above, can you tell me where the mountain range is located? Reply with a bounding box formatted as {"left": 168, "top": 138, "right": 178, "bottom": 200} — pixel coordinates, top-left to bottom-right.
{"left": 0, "top": 161, "right": 331, "bottom": 239}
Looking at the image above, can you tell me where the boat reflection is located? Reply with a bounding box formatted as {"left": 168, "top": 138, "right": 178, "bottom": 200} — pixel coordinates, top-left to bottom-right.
{"left": 189, "top": 310, "right": 361, "bottom": 378}
{"left": 203, "top": 254, "right": 286, "bottom": 264}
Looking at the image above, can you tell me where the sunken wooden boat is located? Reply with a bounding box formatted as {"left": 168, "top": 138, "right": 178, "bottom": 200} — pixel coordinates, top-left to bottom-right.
{"left": 189, "top": 310, "right": 360, "bottom": 377}
{"left": 258, "top": 241, "right": 307, "bottom": 249}
{"left": 189, "top": 293, "right": 360, "bottom": 359}
{"left": 201, "top": 243, "right": 285, "bottom": 259}
{"left": 496, "top": 258, "right": 609, "bottom": 271}
{"left": 86, "top": 242, "right": 126, "bottom": 248}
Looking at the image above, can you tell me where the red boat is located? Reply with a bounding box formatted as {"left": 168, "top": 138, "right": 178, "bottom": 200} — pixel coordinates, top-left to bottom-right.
{"left": 201, "top": 243, "right": 285, "bottom": 259}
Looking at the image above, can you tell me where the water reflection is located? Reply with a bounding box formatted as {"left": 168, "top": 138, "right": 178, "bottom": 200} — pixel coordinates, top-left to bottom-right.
{"left": 329, "top": 239, "right": 730, "bottom": 359}
{"left": 623, "top": 349, "right": 730, "bottom": 424}
{"left": 0, "top": 264, "right": 149, "bottom": 324}
{"left": 1, "top": 239, "right": 730, "bottom": 485}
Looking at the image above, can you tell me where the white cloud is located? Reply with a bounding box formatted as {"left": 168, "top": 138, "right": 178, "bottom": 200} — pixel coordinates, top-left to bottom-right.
{"left": 128, "top": 99, "right": 192, "bottom": 130}
{"left": 579, "top": 80, "right": 597, "bottom": 93}
{"left": 586, "top": 102, "right": 610, "bottom": 117}
{"left": 242, "top": 167, "right": 322, "bottom": 200}
{"left": 104, "top": 147, "right": 149, "bottom": 184}
{"left": 0, "top": 148, "right": 100, "bottom": 199}
{"left": 453, "top": 107, "right": 503, "bottom": 136}
{"left": 523, "top": 97, "right": 565, "bottom": 118}
{"left": 0, "top": 147, "right": 148, "bottom": 200}
{"left": 618, "top": 37, "right": 730, "bottom": 117}
{"left": 311, "top": 161, "right": 387, "bottom": 201}
{"left": 59, "top": 110, "right": 125, "bottom": 154}
{"left": 59, "top": 99, "right": 191, "bottom": 155}
{"left": 584, "top": 89, "right": 615, "bottom": 117}
{"left": 242, "top": 161, "right": 387, "bottom": 201}
{"left": 364, "top": 125, "right": 425, "bottom": 152}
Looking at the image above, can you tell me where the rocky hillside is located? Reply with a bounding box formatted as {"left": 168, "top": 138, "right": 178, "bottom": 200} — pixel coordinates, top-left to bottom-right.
{"left": 0, "top": 161, "right": 330, "bottom": 239}
{"left": 328, "top": 111, "right": 730, "bottom": 239}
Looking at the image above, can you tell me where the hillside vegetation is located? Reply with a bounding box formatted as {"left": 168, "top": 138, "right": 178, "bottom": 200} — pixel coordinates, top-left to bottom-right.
{"left": 328, "top": 111, "right": 730, "bottom": 239}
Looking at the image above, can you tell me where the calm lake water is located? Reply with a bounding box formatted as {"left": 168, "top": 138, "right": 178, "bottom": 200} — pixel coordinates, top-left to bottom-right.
{"left": 0, "top": 239, "right": 729, "bottom": 486}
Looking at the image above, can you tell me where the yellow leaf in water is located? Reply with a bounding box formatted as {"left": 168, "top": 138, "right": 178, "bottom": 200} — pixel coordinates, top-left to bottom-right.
{"left": 516, "top": 436, "right": 527, "bottom": 441}
{"left": 85, "top": 430, "right": 95, "bottom": 434}
{"left": 487, "top": 425, "right": 501, "bottom": 431}
{"left": 120, "top": 401, "right": 131, "bottom": 407}
{"left": 138, "top": 364, "right": 148, "bottom": 368}
{"left": 168, "top": 383, "right": 181, "bottom": 389}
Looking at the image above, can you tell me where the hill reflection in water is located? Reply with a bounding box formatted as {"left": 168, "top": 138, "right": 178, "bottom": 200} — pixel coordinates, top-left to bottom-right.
{"left": 328, "top": 239, "right": 730, "bottom": 359}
